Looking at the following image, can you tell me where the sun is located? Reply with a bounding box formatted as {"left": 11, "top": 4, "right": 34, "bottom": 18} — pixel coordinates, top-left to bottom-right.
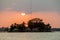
{"left": 21, "top": 13, "right": 26, "bottom": 16}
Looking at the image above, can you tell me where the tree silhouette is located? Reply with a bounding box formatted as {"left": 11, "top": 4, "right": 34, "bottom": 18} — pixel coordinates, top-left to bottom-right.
{"left": 17, "top": 22, "right": 26, "bottom": 32}
{"left": 28, "top": 18, "right": 51, "bottom": 32}
{"left": 45, "top": 23, "right": 51, "bottom": 32}
{"left": 9, "top": 23, "right": 18, "bottom": 32}
{"left": 9, "top": 18, "right": 51, "bottom": 32}
{"left": 9, "top": 24, "right": 14, "bottom": 32}
{"left": 9, "top": 22, "right": 26, "bottom": 32}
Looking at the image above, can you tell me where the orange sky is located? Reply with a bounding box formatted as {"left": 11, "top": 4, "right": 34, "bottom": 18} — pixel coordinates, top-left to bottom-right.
{"left": 0, "top": 9, "right": 60, "bottom": 28}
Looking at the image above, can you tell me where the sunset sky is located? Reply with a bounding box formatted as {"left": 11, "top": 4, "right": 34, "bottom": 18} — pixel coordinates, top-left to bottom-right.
{"left": 0, "top": 0, "right": 60, "bottom": 28}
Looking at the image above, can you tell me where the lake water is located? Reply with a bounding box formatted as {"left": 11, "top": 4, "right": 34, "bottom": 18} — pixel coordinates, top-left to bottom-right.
{"left": 0, "top": 32, "right": 60, "bottom": 40}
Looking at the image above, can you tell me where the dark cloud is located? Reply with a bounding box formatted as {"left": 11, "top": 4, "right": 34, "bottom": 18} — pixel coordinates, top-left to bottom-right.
{"left": 0, "top": 0, "right": 60, "bottom": 13}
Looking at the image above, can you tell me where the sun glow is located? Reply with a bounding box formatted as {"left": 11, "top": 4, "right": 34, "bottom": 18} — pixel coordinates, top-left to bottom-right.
{"left": 21, "top": 13, "right": 26, "bottom": 16}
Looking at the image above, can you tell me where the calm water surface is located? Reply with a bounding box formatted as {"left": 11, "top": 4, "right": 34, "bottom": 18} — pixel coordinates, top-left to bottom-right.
{"left": 0, "top": 32, "right": 60, "bottom": 40}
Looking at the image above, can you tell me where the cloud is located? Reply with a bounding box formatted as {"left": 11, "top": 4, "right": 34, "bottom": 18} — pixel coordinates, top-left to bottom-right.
{"left": 3, "top": 8, "right": 13, "bottom": 11}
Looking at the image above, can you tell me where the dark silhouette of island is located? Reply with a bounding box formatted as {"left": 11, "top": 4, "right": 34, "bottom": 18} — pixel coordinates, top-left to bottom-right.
{"left": 0, "top": 18, "right": 60, "bottom": 32}
{"left": 8, "top": 18, "right": 51, "bottom": 32}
